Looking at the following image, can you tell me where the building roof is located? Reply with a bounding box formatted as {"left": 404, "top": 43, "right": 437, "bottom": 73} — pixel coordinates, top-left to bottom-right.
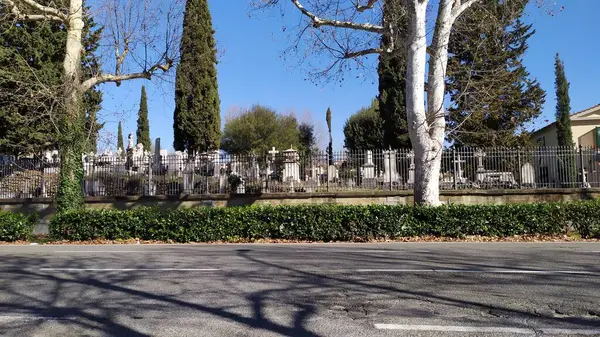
{"left": 532, "top": 103, "right": 600, "bottom": 135}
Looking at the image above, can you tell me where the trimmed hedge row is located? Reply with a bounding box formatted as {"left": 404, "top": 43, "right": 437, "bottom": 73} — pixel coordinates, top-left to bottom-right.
{"left": 49, "top": 201, "right": 600, "bottom": 242}
{"left": 0, "top": 211, "right": 36, "bottom": 242}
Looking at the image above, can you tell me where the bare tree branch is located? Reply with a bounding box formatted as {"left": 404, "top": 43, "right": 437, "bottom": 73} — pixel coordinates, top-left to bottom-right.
{"left": 80, "top": 59, "right": 173, "bottom": 92}
{"left": 290, "top": 0, "right": 384, "bottom": 33}
{"left": 1, "top": 0, "right": 68, "bottom": 23}
{"left": 356, "top": 0, "right": 379, "bottom": 12}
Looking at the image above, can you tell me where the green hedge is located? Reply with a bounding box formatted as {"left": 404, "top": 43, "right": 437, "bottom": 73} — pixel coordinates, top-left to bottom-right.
{"left": 0, "top": 211, "right": 36, "bottom": 242}
{"left": 49, "top": 201, "right": 600, "bottom": 242}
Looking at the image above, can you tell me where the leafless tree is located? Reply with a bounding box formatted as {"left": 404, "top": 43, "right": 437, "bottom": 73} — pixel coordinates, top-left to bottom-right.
{"left": 255, "top": 0, "right": 559, "bottom": 205}
{"left": 0, "top": 0, "right": 183, "bottom": 210}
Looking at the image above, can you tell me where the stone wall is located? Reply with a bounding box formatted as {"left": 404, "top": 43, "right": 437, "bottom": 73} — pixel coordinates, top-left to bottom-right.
{"left": 2, "top": 188, "right": 599, "bottom": 234}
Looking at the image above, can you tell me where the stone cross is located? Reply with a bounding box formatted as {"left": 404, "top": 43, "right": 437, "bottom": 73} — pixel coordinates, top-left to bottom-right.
{"left": 474, "top": 149, "right": 486, "bottom": 170}
{"left": 268, "top": 147, "right": 279, "bottom": 161}
{"left": 453, "top": 154, "right": 466, "bottom": 182}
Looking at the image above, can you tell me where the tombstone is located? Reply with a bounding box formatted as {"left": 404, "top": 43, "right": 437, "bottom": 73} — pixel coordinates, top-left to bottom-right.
{"left": 282, "top": 146, "right": 300, "bottom": 182}
{"left": 327, "top": 165, "right": 338, "bottom": 182}
{"left": 361, "top": 150, "right": 376, "bottom": 179}
{"left": 453, "top": 154, "right": 467, "bottom": 184}
{"left": 520, "top": 162, "right": 536, "bottom": 187}
{"left": 267, "top": 147, "right": 279, "bottom": 179}
{"left": 474, "top": 149, "right": 487, "bottom": 182}
{"left": 182, "top": 162, "right": 194, "bottom": 194}
{"left": 383, "top": 149, "right": 401, "bottom": 184}
{"left": 305, "top": 177, "right": 318, "bottom": 193}
{"left": 127, "top": 133, "right": 135, "bottom": 151}
{"left": 153, "top": 138, "right": 162, "bottom": 173}
{"left": 407, "top": 150, "right": 415, "bottom": 185}
{"left": 208, "top": 150, "right": 220, "bottom": 177}
{"left": 249, "top": 155, "right": 260, "bottom": 180}
{"left": 218, "top": 175, "right": 227, "bottom": 194}
{"left": 361, "top": 150, "right": 377, "bottom": 188}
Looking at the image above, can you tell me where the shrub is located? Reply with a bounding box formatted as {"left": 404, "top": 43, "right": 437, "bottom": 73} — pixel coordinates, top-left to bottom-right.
{"left": 49, "top": 201, "right": 600, "bottom": 242}
{"left": 0, "top": 211, "right": 36, "bottom": 241}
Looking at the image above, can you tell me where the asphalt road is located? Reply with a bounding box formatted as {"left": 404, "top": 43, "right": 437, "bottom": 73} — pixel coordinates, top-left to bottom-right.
{"left": 0, "top": 242, "right": 599, "bottom": 337}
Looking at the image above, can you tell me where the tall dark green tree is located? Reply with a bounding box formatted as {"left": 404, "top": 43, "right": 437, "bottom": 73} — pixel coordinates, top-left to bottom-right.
{"left": 117, "top": 121, "right": 124, "bottom": 151}
{"left": 298, "top": 122, "right": 317, "bottom": 155}
{"left": 136, "top": 85, "right": 151, "bottom": 150}
{"left": 554, "top": 54, "right": 573, "bottom": 147}
{"left": 446, "top": 0, "right": 545, "bottom": 147}
{"left": 326, "top": 107, "right": 333, "bottom": 165}
{"left": 377, "top": 0, "right": 410, "bottom": 149}
{"left": 343, "top": 100, "right": 385, "bottom": 151}
{"left": 0, "top": 4, "right": 103, "bottom": 156}
{"left": 173, "top": 0, "right": 221, "bottom": 154}
{"left": 553, "top": 54, "right": 576, "bottom": 186}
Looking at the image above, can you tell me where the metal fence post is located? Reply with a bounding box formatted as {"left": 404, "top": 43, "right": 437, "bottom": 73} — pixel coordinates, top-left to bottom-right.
{"left": 517, "top": 147, "right": 522, "bottom": 186}
{"left": 388, "top": 150, "right": 392, "bottom": 191}
{"left": 452, "top": 149, "right": 457, "bottom": 190}
{"left": 148, "top": 155, "right": 152, "bottom": 196}
{"left": 579, "top": 145, "right": 585, "bottom": 188}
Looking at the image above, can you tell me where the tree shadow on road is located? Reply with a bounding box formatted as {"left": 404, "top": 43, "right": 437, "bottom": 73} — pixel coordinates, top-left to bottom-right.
{"left": 0, "top": 247, "right": 599, "bottom": 336}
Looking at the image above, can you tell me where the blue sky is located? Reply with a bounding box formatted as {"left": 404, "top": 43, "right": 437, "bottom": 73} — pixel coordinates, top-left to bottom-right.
{"left": 98, "top": 0, "right": 600, "bottom": 152}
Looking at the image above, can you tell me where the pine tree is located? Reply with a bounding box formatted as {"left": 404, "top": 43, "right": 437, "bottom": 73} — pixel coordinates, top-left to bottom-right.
{"left": 446, "top": 0, "right": 545, "bottom": 147}
{"left": 377, "top": 0, "right": 410, "bottom": 149}
{"left": 173, "top": 0, "right": 221, "bottom": 154}
{"left": 136, "top": 85, "right": 151, "bottom": 150}
{"left": 117, "top": 121, "right": 124, "bottom": 151}
{"left": 326, "top": 107, "right": 333, "bottom": 165}
{"left": 554, "top": 54, "right": 573, "bottom": 147}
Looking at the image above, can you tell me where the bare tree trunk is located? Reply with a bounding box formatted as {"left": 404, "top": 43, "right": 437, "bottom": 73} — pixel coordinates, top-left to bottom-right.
{"left": 405, "top": 0, "right": 442, "bottom": 206}
{"left": 56, "top": 0, "right": 86, "bottom": 212}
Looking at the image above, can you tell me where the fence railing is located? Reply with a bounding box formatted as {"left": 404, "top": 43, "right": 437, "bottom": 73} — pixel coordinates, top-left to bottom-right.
{"left": 0, "top": 146, "right": 597, "bottom": 198}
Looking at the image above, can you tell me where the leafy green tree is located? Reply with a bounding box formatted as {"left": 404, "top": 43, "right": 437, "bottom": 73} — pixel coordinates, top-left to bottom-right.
{"left": 117, "top": 121, "right": 124, "bottom": 151}
{"left": 377, "top": 0, "right": 410, "bottom": 149}
{"left": 173, "top": 0, "right": 221, "bottom": 154}
{"left": 221, "top": 105, "right": 299, "bottom": 156}
{"left": 447, "top": 0, "right": 545, "bottom": 148}
{"left": 554, "top": 54, "right": 573, "bottom": 148}
{"left": 298, "top": 122, "right": 317, "bottom": 155}
{"left": 136, "top": 85, "right": 151, "bottom": 150}
{"left": 0, "top": 5, "right": 103, "bottom": 156}
{"left": 343, "top": 100, "right": 385, "bottom": 151}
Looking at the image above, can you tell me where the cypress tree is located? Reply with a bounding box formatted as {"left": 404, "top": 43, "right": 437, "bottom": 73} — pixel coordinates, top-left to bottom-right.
{"left": 136, "top": 85, "right": 151, "bottom": 150}
{"left": 446, "top": 0, "right": 545, "bottom": 147}
{"left": 554, "top": 54, "right": 576, "bottom": 186}
{"left": 377, "top": 0, "right": 410, "bottom": 149}
{"left": 117, "top": 121, "right": 124, "bottom": 151}
{"left": 554, "top": 54, "right": 573, "bottom": 147}
{"left": 173, "top": 0, "right": 221, "bottom": 154}
{"left": 326, "top": 107, "right": 333, "bottom": 165}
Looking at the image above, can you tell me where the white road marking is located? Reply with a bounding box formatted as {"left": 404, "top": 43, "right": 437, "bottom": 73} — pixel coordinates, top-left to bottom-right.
{"left": 374, "top": 324, "right": 600, "bottom": 335}
{"left": 39, "top": 268, "right": 220, "bottom": 272}
{"left": 53, "top": 251, "right": 166, "bottom": 253}
{"left": 0, "top": 316, "right": 70, "bottom": 321}
{"left": 356, "top": 269, "right": 598, "bottom": 275}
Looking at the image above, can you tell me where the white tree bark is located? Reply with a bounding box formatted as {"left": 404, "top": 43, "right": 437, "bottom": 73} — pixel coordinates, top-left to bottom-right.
{"left": 264, "top": 0, "right": 490, "bottom": 205}
{"left": 62, "top": 0, "right": 84, "bottom": 117}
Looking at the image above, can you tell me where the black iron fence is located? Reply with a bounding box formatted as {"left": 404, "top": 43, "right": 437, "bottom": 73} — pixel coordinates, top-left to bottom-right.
{"left": 0, "top": 146, "right": 597, "bottom": 198}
